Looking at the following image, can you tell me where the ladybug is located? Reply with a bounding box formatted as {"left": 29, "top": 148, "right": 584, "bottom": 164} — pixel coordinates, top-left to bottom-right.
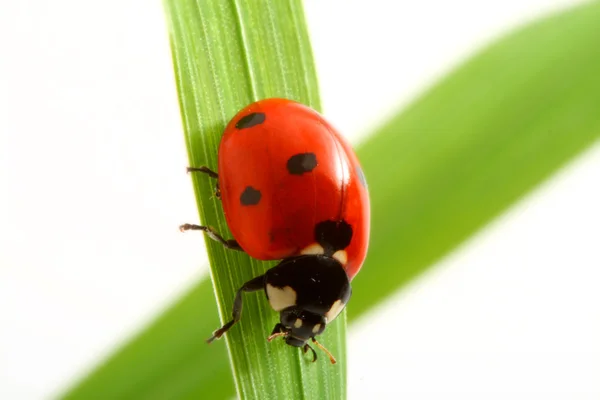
{"left": 181, "top": 98, "right": 369, "bottom": 363}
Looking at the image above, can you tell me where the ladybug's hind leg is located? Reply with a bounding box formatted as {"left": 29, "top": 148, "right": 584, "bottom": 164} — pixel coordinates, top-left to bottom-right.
{"left": 207, "top": 274, "right": 265, "bottom": 343}
{"left": 187, "top": 166, "right": 218, "bottom": 178}
{"left": 179, "top": 224, "right": 243, "bottom": 252}
{"left": 187, "top": 166, "right": 220, "bottom": 199}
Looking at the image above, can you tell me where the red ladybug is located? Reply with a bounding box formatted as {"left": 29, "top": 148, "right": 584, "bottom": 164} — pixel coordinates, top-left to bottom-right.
{"left": 181, "top": 98, "right": 369, "bottom": 363}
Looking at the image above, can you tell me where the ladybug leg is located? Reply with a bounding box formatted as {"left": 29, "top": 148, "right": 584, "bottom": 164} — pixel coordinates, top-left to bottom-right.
{"left": 187, "top": 166, "right": 221, "bottom": 199}
{"left": 206, "top": 274, "right": 265, "bottom": 343}
{"left": 186, "top": 166, "right": 218, "bottom": 179}
{"left": 303, "top": 343, "right": 318, "bottom": 362}
{"left": 179, "top": 224, "right": 243, "bottom": 252}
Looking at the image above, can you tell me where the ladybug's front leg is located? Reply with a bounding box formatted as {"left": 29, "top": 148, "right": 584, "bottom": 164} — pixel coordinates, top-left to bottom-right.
{"left": 187, "top": 166, "right": 220, "bottom": 199}
{"left": 206, "top": 274, "right": 265, "bottom": 343}
{"left": 303, "top": 343, "right": 318, "bottom": 363}
{"left": 179, "top": 224, "right": 243, "bottom": 252}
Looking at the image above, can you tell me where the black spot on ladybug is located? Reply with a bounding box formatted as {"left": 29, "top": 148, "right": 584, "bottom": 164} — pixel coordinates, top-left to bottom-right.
{"left": 314, "top": 220, "right": 353, "bottom": 255}
{"left": 235, "top": 112, "right": 266, "bottom": 129}
{"left": 287, "top": 153, "right": 318, "bottom": 175}
{"left": 356, "top": 164, "right": 367, "bottom": 188}
{"left": 240, "top": 186, "right": 261, "bottom": 206}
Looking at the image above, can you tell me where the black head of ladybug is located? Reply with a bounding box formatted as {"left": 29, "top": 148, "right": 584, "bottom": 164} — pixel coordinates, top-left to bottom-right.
{"left": 264, "top": 255, "right": 351, "bottom": 363}
{"left": 276, "top": 306, "right": 326, "bottom": 345}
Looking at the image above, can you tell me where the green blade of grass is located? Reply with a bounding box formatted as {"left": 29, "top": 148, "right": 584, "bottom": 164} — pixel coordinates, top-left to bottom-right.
{"left": 162, "top": 1, "right": 347, "bottom": 400}
{"left": 62, "top": 2, "right": 600, "bottom": 399}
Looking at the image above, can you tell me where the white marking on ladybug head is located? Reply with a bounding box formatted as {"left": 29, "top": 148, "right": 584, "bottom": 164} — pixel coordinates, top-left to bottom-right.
{"left": 324, "top": 299, "right": 346, "bottom": 323}
{"left": 312, "top": 323, "right": 322, "bottom": 334}
{"left": 332, "top": 250, "right": 347, "bottom": 265}
{"left": 294, "top": 318, "right": 302, "bottom": 328}
{"left": 266, "top": 284, "right": 297, "bottom": 312}
{"left": 300, "top": 243, "right": 324, "bottom": 255}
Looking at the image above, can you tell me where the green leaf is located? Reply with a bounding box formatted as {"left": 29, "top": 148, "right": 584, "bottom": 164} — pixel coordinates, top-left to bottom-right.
{"left": 62, "top": 2, "right": 600, "bottom": 399}
{"left": 350, "top": 1, "right": 600, "bottom": 316}
{"left": 63, "top": 279, "right": 231, "bottom": 400}
{"left": 160, "top": 1, "right": 346, "bottom": 400}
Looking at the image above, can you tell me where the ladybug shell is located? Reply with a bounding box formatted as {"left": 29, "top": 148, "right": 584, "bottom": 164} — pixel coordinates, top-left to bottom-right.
{"left": 218, "top": 98, "right": 369, "bottom": 280}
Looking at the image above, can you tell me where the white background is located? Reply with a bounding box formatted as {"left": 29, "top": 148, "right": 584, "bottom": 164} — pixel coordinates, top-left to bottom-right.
{"left": 1, "top": 0, "right": 599, "bottom": 399}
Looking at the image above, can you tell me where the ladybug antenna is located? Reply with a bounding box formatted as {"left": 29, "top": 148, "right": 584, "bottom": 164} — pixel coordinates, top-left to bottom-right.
{"left": 267, "top": 331, "right": 288, "bottom": 342}
{"left": 311, "top": 337, "right": 337, "bottom": 364}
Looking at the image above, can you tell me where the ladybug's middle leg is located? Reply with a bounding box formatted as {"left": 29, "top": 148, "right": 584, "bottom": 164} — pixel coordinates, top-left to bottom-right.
{"left": 179, "top": 224, "right": 242, "bottom": 252}
{"left": 206, "top": 274, "right": 265, "bottom": 343}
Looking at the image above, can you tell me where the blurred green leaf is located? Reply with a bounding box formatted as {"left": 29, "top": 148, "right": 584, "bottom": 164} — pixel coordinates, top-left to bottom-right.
{"left": 63, "top": 2, "right": 600, "bottom": 399}
{"left": 351, "top": 1, "right": 600, "bottom": 315}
